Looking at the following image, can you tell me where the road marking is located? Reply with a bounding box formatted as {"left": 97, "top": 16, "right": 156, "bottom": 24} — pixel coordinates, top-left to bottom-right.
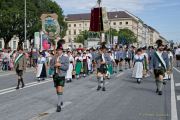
{"left": 0, "top": 79, "right": 52, "bottom": 96}
{"left": 174, "top": 67, "right": 180, "bottom": 73}
{"left": 0, "top": 81, "right": 38, "bottom": 93}
{"left": 171, "top": 74, "right": 178, "bottom": 120}
{"left": 29, "top": 101, "right": 72, "bottom": 120}
{"left": 116, "top": 72, "right": 124, "bottom": 78}
{"left": 177, "top": 95, "right": 180, "bottom": 101}
{"left": 175, "top": 83, "right": 180, "bottom": 87}
{"left": 0, "top": 69, "right": 34, "bottom": 77}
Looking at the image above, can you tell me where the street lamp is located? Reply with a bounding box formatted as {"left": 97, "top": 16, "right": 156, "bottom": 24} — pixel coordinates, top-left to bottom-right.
{"left": 24, "top": 0, "right": 27, "bottom": 49}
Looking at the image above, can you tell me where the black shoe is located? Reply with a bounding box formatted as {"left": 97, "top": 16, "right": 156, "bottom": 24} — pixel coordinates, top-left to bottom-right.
{"left": 16, "top": 86, "right": 19, "bottom": 89}
{"left": 61, "top": 102, "right": 63, "bottom": 106}
{"left": 137, "top": 79, "right": 141, "bottom": 84}
{"left": 156, "top": 89, "right": 159, "bottom": 93}
{"left": 97, "top": 86, "right": 101, "bottom": 91}
{"left": 102, "top": 87, "right": 106, "bottom": 91}
{"left": 21, "top": 84, "right": 25, "bottom": 88}
{"left": 158, "top": 91, "right": 162, "bottom": 95}
{"left": 163, "top": 81, "right": 166, "bottom": 85}
{"left": 56, "top": 106, "right": 61, "bottom": 112}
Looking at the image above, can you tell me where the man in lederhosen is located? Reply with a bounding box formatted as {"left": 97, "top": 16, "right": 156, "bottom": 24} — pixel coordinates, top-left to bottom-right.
{"left": 96, "top": 43, "right": 111, "bottom": 91}
{"left": 150, "top": 40, "right": 169, "bottom": 95}
{"left": 53, "top": 40, "right": 69, "bottom": 112}
{"left": 14, "top": 47, "right": 27, "bottom": 89}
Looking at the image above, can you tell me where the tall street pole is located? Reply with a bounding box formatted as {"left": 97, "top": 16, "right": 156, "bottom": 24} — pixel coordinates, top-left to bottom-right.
{"left": 24, "top": 0, "right": 27, "bottom": 49}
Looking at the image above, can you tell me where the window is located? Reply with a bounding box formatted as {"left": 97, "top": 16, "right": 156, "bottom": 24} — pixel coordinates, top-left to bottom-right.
{"left": 0, "top": 41, "right": 2, "bottom": 49}
{"left": 74, "top": 24, "right": 76, "bottom": 27}
{"left": 113, "top": 22, "right": 116, "bottom": 25}
{"left": 79, "top": 24, "right": 82, "bottom": 27}
{"left": 126, "top": 22, "right": 128, "bottom": 25}
{"left": 69, "top": 30, "right": 71, "bottom": 35}
{"left": 68, "top": 24, "right": 71, "bottom": 27}
{"left": 85, "top": 23, "right": 87, "bottom": 26}
{"left": 79, "top": 29, "right": 82, "bottom": 33}
{"left": 13, "top": 41, "right": 16, "bottom": 49}
{"left": 74, "top": 30, "right": 76, "bottom": 35}
{"left": 68, "top": 38, "right": 71, "bottom": 43}
{"left": 119, "top": 22, "right": 122, "bottom": 25}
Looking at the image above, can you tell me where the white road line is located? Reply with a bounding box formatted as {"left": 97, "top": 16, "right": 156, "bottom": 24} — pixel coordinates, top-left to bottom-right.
{"left": 174, "top": 67, "right": 180, "bottom": 73}
{"left": 175, "top": 83, "right": 180, "bottom": 87}
{"left": 0, "top": 81, "right": 38, "bottom": 93}
{"left": 0, "top": 69, "right": 34, "bottom": 77}
{"left": 116, "top": 73, "right": 124, "bottom": 78}
{"left": 171, "top": 74, "right": 178, "bottom": 120}
{"left": 0, "top": 79, "right": 52, "bottom": 96}
{"left": 177, "top": 95, "right": 180, "bottom": 101}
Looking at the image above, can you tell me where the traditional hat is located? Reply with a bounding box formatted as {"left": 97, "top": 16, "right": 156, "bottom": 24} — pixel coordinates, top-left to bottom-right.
{"left": 156, "top": 39, "right": 164, "bottom": 48}
{"left": 56, "top": 39, "right": 65, "bottom": 50}
{"left": 100, "top": 42, "right": 107, "bottom": 50}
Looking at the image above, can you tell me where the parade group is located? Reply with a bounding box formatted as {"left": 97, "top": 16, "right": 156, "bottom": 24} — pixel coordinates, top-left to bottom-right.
{"left": 0, "top": 39, "right": 180, "bottom": 112}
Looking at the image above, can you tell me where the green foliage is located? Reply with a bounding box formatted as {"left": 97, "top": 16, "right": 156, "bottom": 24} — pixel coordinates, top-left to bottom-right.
{"left": 118, "top": 28, "right": 137, "bottom": 44}
{"left": 75, "top": 30, "right": 100, "bottom": 44}
{"left": 0, "top": 0, "right": 67, "bottom": 48}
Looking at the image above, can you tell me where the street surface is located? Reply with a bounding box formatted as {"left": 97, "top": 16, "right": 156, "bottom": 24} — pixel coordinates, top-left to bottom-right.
{"left": 0, "top": 68, "right": 179, "bottom": 120}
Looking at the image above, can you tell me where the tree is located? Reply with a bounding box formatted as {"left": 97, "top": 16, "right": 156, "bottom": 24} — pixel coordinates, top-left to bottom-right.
{"left": 0, "top": 0, "right": 67, "bottom": 48}
{"left": 75, "top": 30, "right": 100, "bottom": 44}
{"left": 105, "top": 28, "right": 118, "bottom": 43}
{"left": 118, "top": 28, "right": 137, "bottom": 45}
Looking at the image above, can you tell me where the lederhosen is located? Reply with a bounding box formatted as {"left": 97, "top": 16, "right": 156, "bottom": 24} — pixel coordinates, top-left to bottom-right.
{"left": 114, "top": 51, "right": 119, "bottom": 65}
{"left": 15, "top": 54, "right": 24, "bottom": 77}
{"left": 53, "top": 56, "right": 65, "bottom": 87}
{"left": 97, "top": 54, "right": 107, "bottom": 74}
{"left": 154, "top": 52, "right": 166, "bottom": 78}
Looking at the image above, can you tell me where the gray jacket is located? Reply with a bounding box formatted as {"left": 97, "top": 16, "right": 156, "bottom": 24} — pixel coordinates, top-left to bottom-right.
{"left": 54, "top": 55, "right": 69, "bottom": 76}
{"left": 123, "top": 50, "right": 132, "bottom": 59}
{"left": 95, "top": 53, "right": 111, "bottom": 68}
{"left": 149, "top": 51, "right": 169, "bottom": 70}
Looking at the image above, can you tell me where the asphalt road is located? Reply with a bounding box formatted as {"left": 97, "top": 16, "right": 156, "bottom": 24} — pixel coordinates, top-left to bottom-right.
{"left": 0, "top": 68, "right": 179, "bottom": 120}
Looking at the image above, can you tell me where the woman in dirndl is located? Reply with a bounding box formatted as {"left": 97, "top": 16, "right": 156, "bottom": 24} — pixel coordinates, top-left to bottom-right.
{"left": 106, "top": 51, "right": 114, "bottom": 79}
{"left": 75, "top": 52, "right": 82, "bottom": 79}
{"left": 66, "top": 51, "right": 74, "bottom": 83}
{"left": 36, "top": 52, "right": 47, "bottom": 81}
{"left": 82, "top": 52, "right": 88, "bottom": 77}
{"left": 132, "top": 48, "right": 144, "bottom": 84}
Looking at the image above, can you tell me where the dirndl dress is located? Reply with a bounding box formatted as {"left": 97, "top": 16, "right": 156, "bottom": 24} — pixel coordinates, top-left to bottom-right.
{"left": 36, "top": 57, "right": 47, "bottom": 78}
{"left": 132, "top": 55, "right": 144, "bottom": 79}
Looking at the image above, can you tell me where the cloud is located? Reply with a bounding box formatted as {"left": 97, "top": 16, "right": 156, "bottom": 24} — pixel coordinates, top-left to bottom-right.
{"left": 55, "top": 0, "right": 179, "bottom": 14}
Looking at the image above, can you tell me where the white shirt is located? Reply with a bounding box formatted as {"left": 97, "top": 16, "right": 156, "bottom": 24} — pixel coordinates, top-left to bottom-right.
{"left": 175, "top": 48, "right": 180, "bottom": 55}
{"left": 102, "top": 53, "right": 105, "bottom": 62}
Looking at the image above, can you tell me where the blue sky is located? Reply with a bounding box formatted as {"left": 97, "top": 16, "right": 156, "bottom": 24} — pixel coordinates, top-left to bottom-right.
{"left": 55, "top": 0, "right": 180, "bottom": 43}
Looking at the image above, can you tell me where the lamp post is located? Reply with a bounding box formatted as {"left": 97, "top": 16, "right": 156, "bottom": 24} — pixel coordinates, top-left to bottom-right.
{"left": 24, "top": 0, "right": 27, "bottom": 49}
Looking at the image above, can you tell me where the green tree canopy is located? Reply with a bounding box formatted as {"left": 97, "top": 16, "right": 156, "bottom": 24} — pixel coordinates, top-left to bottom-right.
{"left": 75, "top": 30, "right": 100, "bottom": 44}
{"left": 0, "top": 0, "right": 67, "bottom": 48}
{"left": 118, "top": 28, "right": 137, "bottom": 45}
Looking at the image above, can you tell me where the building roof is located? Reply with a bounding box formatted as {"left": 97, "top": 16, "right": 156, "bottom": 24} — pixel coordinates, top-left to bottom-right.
{"left": 66, "top": 11, "right": 133, "bottom": 21}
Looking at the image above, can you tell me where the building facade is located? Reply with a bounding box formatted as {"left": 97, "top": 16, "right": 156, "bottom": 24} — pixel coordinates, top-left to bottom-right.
{"left": 64, "top": 11, "right": 163, "bottom": 47}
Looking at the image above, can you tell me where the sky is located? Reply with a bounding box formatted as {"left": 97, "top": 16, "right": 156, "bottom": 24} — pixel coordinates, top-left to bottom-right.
{"left": 55, "top": 0, "right": 180, "bottom": 43}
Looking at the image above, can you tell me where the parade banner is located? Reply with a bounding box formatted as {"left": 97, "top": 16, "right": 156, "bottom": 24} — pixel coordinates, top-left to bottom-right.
{"left": 101, "top": 33, "right": 105, "bottom": 42}
{"left": 40, "top": 13, "right": 60, "bottom": 44}
{"left": 102, "top": 7, "right": 110, "bottom": 32}
{"left": 113, "top": 36, "right": 118, "bottom": 45}
{"left": 90, "top": 7, "right": 103, "bottom": 32}
{"left": 34, "top": 32, "right": 40, "bottom": 49}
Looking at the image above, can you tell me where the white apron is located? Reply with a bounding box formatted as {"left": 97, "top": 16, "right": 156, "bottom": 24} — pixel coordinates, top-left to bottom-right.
{"left": 132, "top": 55, "right": 144, "bottom": 79}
